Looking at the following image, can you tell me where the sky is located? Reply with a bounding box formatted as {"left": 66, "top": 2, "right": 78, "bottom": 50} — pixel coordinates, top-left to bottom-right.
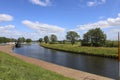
{"left": 0, "top": 0, "right": 120, "bottom": 40}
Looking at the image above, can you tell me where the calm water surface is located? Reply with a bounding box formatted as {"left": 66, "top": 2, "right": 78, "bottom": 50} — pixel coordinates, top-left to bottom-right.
{"left": 13, "top": 43, "right": 118, "bottom": 79}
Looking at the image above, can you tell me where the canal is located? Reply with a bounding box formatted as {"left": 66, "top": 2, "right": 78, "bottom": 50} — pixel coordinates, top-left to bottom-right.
{"left": 13, "top": 43, "right": 118, "bottom": 79}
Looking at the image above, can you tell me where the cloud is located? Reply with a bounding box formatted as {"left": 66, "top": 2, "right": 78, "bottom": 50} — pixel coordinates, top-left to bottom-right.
{"left": 22, "top": 20, "right": 65, "bottom": 33}
{"left": 87, "top": 1, "right": 96, "bottom": 6}
{"left": 0, "top": 20, "right": 65, "bottom": 40}
{"left": 87, "top": 0, "right": 106, "bottom": 7}
{"left": 118, "top": 13, "right": 120, "bottom": 17}
{"left": 30, "top": 0, "right": 51, "bottom": 7}
{"left": 0, "top": 14, "right": 13, "bottom": 22}
{"left": 76, "top": 13, "right": 120, "bottom": 30}
{"left": 0, "top": 25, "right": 19, "bottom": 37}
{"left": 0, "top": 25, "right": 15, "bottom": 32}
{"left": 111, "top": 29, "right": 120, "bottom": 33}
{"left": 0, "top": 25, "right": 39, "bottom": 40}
{"left": 99, "top": 16, "right": 105, "bottom": 19}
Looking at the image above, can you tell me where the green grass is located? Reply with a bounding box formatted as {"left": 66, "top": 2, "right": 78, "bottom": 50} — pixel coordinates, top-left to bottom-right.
{"left": 0, "top": 51, "right": 74, "bottom": 80}
{"left": 40, "top": 43, "right": 118, "bottom": 58}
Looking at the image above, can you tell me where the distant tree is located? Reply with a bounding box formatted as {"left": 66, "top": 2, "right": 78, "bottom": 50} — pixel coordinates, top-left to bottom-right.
{"left": 66, "top": 31, "right": 80, "bottom": 45}
{"left": 39, "top": 38, "right": 43, "bottom": 43}
{"left": 17, "top": 37, "right": 25, "bottom": 43}
{"left": 50, "top": 34, "right": 57, "bottom": 43}
{"left": 105, "top": 40, "right": 118, "bottom": 47}
{"left": 63, "top": 40, "right": 66, "bottom": 44}
{"left": 82, "top": 28, "right": 106, "bottom": 47}
{"left": 0, "top": 37, "right": 7, "bottom": 43}
{"left": 26, "top": 38, "right": 32, "bottom": 43}
{"left": 44, "top": 36, "right": 49, "bottom": 44}
{"left": 0, "top": 37, "right": 16, "bottom": 43}
{"left": 10, "top": 38, "right": 16, "bottom": 42}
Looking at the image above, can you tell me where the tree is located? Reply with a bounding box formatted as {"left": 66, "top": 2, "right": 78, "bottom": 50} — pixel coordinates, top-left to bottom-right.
{"left": 17, "top": 37, "right": 25, "bottom": 43}
{"left": 26, "top": 38, "right": 32, "bottom": 43}
{"left": 66, "top": 31, "right": 80, "bottom": 45}
{"left": 0, "top": 37, "right": 16, "bottom": 43}
{"left": 39, "top": 38, "right": 43, "bottom": 43}
{"left": 0, "top": 37, "right": 7, "bottom": 43}
{"left": 82, "top": 28, "right": 106, "bottom": 47}
{"left": 44, "top": 36, "right": 49, "bottom": 44}
{"left": 50, "top": 34, "right": 57, "bottom": 43}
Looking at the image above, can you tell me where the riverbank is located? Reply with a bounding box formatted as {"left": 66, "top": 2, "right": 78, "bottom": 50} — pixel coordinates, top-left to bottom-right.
{"left": 40, "top": 43, "right": 118, "bottom": 59}
{"left": 0, "top": 46, "right": 73, "bottom": 80}
{"left": 0, "top": 45, "right": 113, "bottom": 80}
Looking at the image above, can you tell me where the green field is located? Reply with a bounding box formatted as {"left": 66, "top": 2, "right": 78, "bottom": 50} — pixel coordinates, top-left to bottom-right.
{"left": 0, "top": 51, "right": 74, "bottom": 80}
{"left": 40, "top": 43, "right": 118, "bottom": 58}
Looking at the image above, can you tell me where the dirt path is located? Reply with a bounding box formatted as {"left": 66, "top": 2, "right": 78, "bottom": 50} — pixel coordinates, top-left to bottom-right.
{"left": 0, "top": 45, "right": 113, "bottom": 80}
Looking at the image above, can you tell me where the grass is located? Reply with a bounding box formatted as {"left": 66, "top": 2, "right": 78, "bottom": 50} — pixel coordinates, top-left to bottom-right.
{"left": 40, "top": 43, "right": 118, "bottom": 58}
{"left": 0, "top": 51, "right": 74, "bottom": 80}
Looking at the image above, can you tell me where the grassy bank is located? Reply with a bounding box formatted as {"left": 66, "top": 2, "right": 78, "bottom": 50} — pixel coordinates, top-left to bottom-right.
{"left": 0, "top": 51, "right": 74, "bottom": 80}
{"left": 40, "top": 43, "right": 118, "bottom": 58}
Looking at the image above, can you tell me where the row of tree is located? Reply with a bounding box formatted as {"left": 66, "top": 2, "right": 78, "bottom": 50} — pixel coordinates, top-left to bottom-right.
{"left": 0, "top": 37, "right": 32, "bottom": 43}
{"left": 0, "top": 37, "right": 16, "bottom": 43}
{"left": 39, "top": 28, "right": 107, "bottom": 47}
{"left": 39, "top": 34, "right": 58, "bottom": 44}
{"left": 17, "top": 37, "right": 32, "bottom": 43}
{"left": 0, "top": 28, "right": 115, "bottom": 47}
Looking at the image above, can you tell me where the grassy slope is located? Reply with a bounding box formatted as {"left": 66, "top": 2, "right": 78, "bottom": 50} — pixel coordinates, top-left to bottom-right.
{"left": 40, "top": 43, "right": 118, "bottom": 58}
{"left": 0, "top": 52, "right": 74, "bottom": 80}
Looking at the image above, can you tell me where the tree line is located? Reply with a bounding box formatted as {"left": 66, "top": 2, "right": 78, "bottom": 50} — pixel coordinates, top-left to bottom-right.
{"left": 39, "top": 28, "right": 106, "bottom": 47}
{"left": 0, "top": 37, "right": 32, "bottom": 43}
{"left": 0, "top": 28, "right": 118, "bottom": 47}
{"left": 39, "top": 28, "right": 118, "bottom": 47}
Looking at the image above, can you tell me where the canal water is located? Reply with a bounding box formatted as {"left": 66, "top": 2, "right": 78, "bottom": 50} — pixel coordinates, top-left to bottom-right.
{"left": 13, "top": 43, "right": 118, "bottom": 79}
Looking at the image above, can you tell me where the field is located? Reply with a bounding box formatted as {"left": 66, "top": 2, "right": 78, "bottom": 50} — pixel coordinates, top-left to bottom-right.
{"left": 0, "top": 51, "right": 74, "bottom": 80}
{"left": 40, "top": 42, "right": 118, "bottom": 58}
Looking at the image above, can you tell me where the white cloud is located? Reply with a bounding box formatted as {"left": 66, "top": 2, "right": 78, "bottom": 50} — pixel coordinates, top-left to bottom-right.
{"left": 0, "top": 25, "right": 15, "bottom": 32}
{"left": 87, "top": 1, "right": 96, "bottom": 6}
{"left": 30, "top": 0, "right": 51, "bottom": 7}
{"left": 0, "top": 25, "right": 15, "bottom": 30}
{"left": 0, "top": 25, "right": 20, "bottom": 38}
{"left": 111, "top": 29, "right": 120, "bottom": 33}
{"left": 87, "top": 0, "right": 106, "bottom": 7}
{"left": 0, "top": 25, "right": 39, "bottom": 40}
{"left": 0, "top": 20, "right": 66, "bottom": 40}
{"left": 118, "top": 13, "right": 120, "bottom": 17}
{"left": 22, "top": 20, "right": 65, "bottom": 33}
{"left": 0, "top": 14, "right": 13, "bottom": 22}
{"left": 77, "top": 13, "right": 120, "bottom": 30}
{"left": 99, "top": 16, "right": 105, "bottom": 19}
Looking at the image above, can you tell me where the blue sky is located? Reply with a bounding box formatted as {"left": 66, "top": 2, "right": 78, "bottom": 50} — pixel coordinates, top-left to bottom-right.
{"left": 0, "top": 0, "right": 120, "bottom": 40}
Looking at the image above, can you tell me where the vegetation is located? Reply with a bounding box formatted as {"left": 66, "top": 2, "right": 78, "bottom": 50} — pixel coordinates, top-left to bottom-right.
{"left": 26, "top": 38, "right": 32, "bottom": 43}
{"left": 40, "top": 43, "right": 118, "bottom": 58}
{"left": 66, "top": 31, "right": 80, "bottom": 45}
{"left": 44, "top": 36, "right": 49, "bottom": 44}
{"left": 82, "top": 28, "right": 106, "bottom": 47}
{"left": 39, "top": 38, "right": 43, "bottom": 43}
{"left": 50, "top": 34, "right": 57, "bottom": 44}
{"left": 0, "top": 51, "right": 74, "bottom": 80}
{"left": 105, "top": 40, "right": 118, "bottom": 47}
{"left": 0, "top": 28, "right": 118, "bottom": 48}
{"left": 0, "top": 37, "right": 16, "bottom": 43}
{"left": 18, "top": 37, "right": 26, "bottom": 43}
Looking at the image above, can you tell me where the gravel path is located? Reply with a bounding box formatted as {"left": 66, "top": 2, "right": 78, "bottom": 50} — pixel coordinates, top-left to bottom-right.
{"left": 0, "top": 45, "right": 113, "bottom": 80}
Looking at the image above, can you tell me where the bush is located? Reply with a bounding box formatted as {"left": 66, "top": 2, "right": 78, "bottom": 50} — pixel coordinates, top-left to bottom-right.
{"left": 105, "top": 40, "right": 118, "bottom": 47}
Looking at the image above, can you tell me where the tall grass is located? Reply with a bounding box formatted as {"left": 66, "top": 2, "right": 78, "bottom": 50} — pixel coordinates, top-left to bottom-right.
{"left": 40, "top": 43, "right": 118, "bottom": 58}
{"left": 0, "top": 51, "right": 74, "bottom": 80}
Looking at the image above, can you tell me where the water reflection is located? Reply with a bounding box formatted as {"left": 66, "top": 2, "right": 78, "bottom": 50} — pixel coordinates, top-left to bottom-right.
{"left": 14, "top": 43, "right": 118, "bottom": 79}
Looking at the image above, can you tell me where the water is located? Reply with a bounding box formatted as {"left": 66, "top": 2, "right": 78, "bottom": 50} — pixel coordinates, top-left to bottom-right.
{"left": 13, "top": 43, "right": 118, "bottom": 79}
